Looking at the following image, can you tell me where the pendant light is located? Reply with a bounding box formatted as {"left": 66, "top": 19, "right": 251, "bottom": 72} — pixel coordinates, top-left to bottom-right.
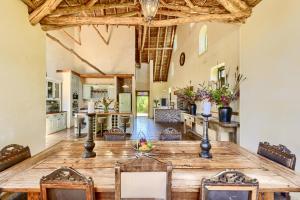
{"left": 139, "top": 0, "right": 160, "bottom": 22}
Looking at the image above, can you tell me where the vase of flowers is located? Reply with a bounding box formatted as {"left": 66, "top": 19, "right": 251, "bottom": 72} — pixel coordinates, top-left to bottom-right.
{"left": 210, "top": 67, "right": 246, "bottom": 123}
{"left": 177, "top": 81, "right": 197, "bottom": 115}
{"left": 98, "top": 97, "right": 114, "bottom": 113}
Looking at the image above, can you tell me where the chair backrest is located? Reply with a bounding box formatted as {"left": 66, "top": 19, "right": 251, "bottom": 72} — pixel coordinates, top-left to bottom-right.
{"left": 160, "top": 127, "right": 182, "bottom": 141}
{"left": 201, "top": 170, "right": 259, "bottom": 200}
{"left": 0, "top": 144, "right": 31, "bottom": 172}
{"left": 104, "top": 128, "right": 126, "bottom": 141}
{"left": 115, "top": 156, "right": 172, "bottom": 200}
{"left": 257, "top": 142, "right": 296, "bottom": 170}
{"left": 40, "top": 167, "right": 94, "bottom": 200}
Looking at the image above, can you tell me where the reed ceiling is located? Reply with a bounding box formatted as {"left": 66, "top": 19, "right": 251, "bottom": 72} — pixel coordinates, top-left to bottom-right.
{"left": 21, "top": 0, "right": 262, "bottom": 81}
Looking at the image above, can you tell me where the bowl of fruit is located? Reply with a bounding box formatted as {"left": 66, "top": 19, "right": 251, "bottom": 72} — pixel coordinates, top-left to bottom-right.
{"left": 133, "top": 138, "right": 154, "bottom": 153}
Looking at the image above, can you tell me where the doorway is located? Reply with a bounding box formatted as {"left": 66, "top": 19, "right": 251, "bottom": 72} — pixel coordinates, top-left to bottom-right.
{"left": 136, "top": 91, "right": 149, "bottom": 117}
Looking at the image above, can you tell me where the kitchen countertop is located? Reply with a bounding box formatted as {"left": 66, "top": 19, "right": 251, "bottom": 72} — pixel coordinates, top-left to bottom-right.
{"left": 46, "top": 111, "right": 67, "bottom": 115}
{"left": 77, "top": 111, "right": 132, "bottom": 115}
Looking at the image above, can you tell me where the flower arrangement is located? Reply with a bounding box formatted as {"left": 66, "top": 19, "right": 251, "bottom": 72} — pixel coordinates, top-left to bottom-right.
{"left": 98, "top": 97, "right": 114, "bottom": 113}
{"left": 196, "top": 66, "right": 246, "bottom": 107}
{"left": 176, "top": 81, "right": 197, "bottom": 104}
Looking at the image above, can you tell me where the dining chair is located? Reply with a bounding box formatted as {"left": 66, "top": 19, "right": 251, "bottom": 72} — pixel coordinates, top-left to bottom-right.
{"left": 103, "top": 128, "right": 126, "bottom": 141}
{"left": 160, "top": 127, "right": 182, "bottom": 141}
{"left": 40, "top": 166, "right": 95, "bottom": 200}
{"left": 0, "top": 144, "right": 31, "bottom": 200}
{"left": 258, "top": 142, "right": 296, "bottom": 200}
{"left": 0, "top": 144, "right": 31, "bottom": 172}
{"left": 201, "top": 170, "right": 259, "bottom": 200}
{"left": 115, "top": 156, "right": 172, "bottom": 200}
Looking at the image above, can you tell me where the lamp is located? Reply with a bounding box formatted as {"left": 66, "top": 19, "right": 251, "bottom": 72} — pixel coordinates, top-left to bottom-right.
{"left": 139, "top": 0, "right": 159, "bottom": 22}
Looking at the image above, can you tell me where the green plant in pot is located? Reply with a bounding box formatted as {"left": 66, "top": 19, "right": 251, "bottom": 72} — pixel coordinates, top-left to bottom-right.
{"left": 210, "top": 67, "right": 246, "bottom": 123}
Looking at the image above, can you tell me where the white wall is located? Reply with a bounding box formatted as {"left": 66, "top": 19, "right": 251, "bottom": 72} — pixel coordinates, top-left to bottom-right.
{"left": 0, "top": 1, "right": 46, "bottom": 154}
{"left": 136, "top": 63, "right": 150, "bottom": 91}
{"left": 165, "top": 22, "right": 240, "bottom": 113}
{"left": 240, "top": 0, "right": 300, "bottom": 175}
{"left": 47, "top": 26, "right": 135, "bottom": 75}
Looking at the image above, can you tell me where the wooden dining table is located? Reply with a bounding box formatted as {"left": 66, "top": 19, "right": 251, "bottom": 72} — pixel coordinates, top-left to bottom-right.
{"left": 0, "top": 140, "right": 300, "bottom": 200}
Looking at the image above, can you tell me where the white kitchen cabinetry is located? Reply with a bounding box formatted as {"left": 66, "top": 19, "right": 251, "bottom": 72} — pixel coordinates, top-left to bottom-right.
{"left": 46, "top": 112, "right": 67, "bottom": 134}
{"left": 46, "top": 79, "right": 61, "bottom": 100}
{"left": 83, "top": 85, "right": 92, "bottom": 99}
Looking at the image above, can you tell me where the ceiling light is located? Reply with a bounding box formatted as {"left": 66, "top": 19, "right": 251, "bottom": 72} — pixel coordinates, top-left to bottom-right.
{"left": 139, "top": 0, "right": 159, "bottom": 22}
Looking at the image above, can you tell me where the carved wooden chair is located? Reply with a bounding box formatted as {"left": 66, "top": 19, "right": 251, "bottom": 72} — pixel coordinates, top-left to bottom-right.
{"left": 103, "top": 128, "right": 126, "bottom": 141}
{"left": 201, "top": 170, "right": 259, "bottom": 200}
{"left": 115, "top": 156, "right": 172, "bottom": 200}
{"left": 0, "top": 144, "right": 31, "bottom": 172}
{"left": 40, "top": 166, "right": 95, "bottom": 200}
{"left": 258, "top": 142, "right": 296, "bottom": 200}
{"left": 160, "top": 127, "right": 182, "bottom": 141}
{"left": 0, "top": 144, "right": 31, "bottom": 200}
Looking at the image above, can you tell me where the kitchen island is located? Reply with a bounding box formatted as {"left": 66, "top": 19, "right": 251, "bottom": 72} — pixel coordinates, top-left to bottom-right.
{"left": 75, "top": 111, "right": 133, "bottom": 135}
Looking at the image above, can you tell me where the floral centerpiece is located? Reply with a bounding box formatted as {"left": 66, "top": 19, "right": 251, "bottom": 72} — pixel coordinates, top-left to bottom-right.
{"left": 98, "top": 97, "right": 114, "bottom": 113}
{"left": 196, "top": 67, "right": 246, "bottom": 122}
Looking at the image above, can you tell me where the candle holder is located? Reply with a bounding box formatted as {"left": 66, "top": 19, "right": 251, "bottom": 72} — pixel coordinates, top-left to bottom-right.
{"left": 82, "top": 113, "right": 96, "bottom": 158}
{"left": 200, "top": 113, "right": 212, "bottom": 159}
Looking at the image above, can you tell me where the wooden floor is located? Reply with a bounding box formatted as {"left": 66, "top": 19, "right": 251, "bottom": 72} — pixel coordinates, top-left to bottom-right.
{"left": 46, "top": 117, "right": 200, "bottom": 147}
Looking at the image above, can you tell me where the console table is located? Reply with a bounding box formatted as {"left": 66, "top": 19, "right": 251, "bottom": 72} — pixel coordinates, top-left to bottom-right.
{"left": 182, "top": 113, "right": 240, "bottom": 144}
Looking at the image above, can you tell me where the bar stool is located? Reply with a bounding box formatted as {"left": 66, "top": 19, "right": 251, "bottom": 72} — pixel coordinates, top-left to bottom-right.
{"left": 74, "top": 115, "right": 85, "bottom": 138}
{"left": 120, "top": 115, "right": 130, "bottom": 133}
{"left": 97, "top": 116, "right": 107, "bottom": 136}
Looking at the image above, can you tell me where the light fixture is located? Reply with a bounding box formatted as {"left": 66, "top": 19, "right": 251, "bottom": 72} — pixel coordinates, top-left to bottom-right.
{"left": 139, "top": 0, "right": 159, "bottom": 22}
{"left": 122, "top": 84, "right": 129, "bottom": 89}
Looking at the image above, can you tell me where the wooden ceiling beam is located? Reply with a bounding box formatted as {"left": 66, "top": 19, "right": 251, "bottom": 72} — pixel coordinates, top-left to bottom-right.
{"left": 159, "top": 0, "right": 227, "bottom": 14}
{"left": 216, "top": 0, "right": 250, "bottom": 13}
{"left": 86, "top": 0, "right": 98, "bottom": 7}
{"left": 41, "top": 12, "right": 249, "bottom": 27}
{"left": 184, "top": 0, "right": 195, "bottom": 8}
{"left": 50, "top": 2, "right": 138, "bottom": 16}
{"left": 21, "top": 0, "right": 36, "bottom": 10}
{"left": 29, "top": 0, "right": 63, "bottom": 25}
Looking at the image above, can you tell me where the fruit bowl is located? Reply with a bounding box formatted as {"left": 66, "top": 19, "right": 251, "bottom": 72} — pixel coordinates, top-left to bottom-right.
{"left": 133, "top": 138, "right": 154, "bottom": 153}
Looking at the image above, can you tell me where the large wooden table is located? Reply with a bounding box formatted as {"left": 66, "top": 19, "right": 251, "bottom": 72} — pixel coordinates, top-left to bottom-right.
{"left": 0, "top": 141, "right": 300, "bottom": 200}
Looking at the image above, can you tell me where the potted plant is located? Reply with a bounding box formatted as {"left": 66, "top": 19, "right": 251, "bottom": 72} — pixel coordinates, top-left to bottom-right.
{"left": 209, "top": 67, "right": 246, "bottom": 123}
{"left": 177, "top": 81, "right": 197, "bottom": 115}
{"left": 98, "top": 97, "right": 114, "bottom": 113}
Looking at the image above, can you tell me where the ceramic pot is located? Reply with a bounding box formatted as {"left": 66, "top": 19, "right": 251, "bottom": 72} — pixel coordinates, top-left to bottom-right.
{"left": 218, "top": 106, "right": 232, "bottom": 123}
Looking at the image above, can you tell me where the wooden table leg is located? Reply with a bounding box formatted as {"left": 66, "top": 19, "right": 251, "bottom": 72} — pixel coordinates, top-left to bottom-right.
{"left": 28, "top": 192, "right": 40, "bottom": 200}
{"left": 264, "top": 192, "right": 274, "bottom": 200}
{"left": 183, "top": 119, "right": 187, "bottom": 134}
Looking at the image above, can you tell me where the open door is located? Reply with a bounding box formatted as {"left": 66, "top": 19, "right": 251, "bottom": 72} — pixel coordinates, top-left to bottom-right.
{"left": 136, "top": 91, "right": 149, "bottom": 117}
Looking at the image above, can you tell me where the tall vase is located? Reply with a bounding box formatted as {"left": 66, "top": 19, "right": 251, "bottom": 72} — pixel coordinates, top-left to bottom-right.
{"left": 218, "top": 106, "right": 232, "bottom": 123}
{"left": 104, "top": 105, "right": 109, "bottom": 113}
{"left": 190, "top": 103, "right": 197, "bottom": 115}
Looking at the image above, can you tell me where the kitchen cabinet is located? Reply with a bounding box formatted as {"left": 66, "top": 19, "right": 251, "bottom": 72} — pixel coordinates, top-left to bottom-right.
{"left": 46, "top": 79, "right": 61, "bottom": 100}
{"left": 83, "top": 85, "right": 92, "bottom": 99}
{"left": 46, "top": 112, "right": 67, "bottom": 134}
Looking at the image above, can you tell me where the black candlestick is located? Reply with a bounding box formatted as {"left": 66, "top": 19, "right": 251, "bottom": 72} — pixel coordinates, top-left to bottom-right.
{"left": 82, "top": 113, "right": 96, "bottom": 158}
{"left": 200, "top": 113, "right": 212, "bottom": 159}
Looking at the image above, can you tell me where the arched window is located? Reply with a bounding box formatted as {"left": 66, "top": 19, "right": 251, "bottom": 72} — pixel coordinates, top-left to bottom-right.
{"left": 199, "top": 25, "right": 208, "bottom": 56}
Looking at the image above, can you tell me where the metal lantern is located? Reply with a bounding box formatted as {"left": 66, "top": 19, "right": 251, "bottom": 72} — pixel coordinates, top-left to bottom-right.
{"left": 139, "top": 0, "right": 159, "bottom": 22}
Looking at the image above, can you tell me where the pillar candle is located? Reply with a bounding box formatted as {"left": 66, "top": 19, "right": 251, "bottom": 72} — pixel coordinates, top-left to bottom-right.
{"left": 203, "top": 101, "right": 211, "bottom": 115}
